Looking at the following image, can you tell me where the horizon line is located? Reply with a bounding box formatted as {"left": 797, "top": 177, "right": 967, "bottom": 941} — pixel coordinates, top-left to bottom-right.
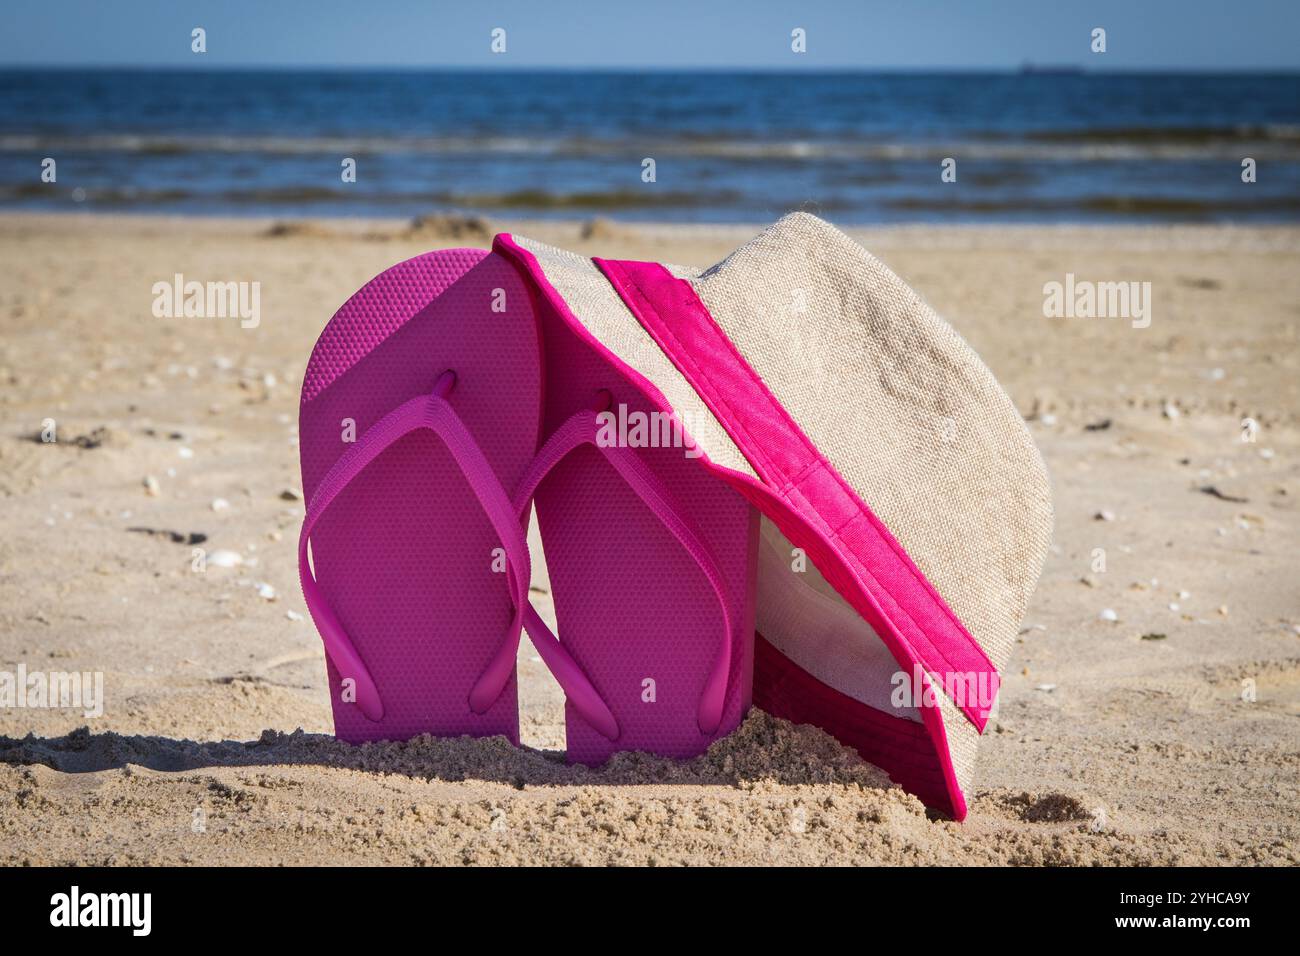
{"left": 4, "top": 64, "right": 1300, "bottom": 75}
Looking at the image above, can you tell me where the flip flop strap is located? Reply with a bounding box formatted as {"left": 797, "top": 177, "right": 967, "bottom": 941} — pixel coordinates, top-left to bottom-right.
{"left": 299, "top": 376, "right": 531, "bottom": 722}
{"left": 513, "top": 407, "right": 734, "bottom": 736}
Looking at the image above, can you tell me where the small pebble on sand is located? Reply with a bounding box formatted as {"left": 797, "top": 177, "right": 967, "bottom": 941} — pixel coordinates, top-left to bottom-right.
{"left": 1094, "top": 509, "right": 1115, "bottom": 522}
{"left": 1099, "top": 608, "right": 1119, "bottom": 623}
{"left": 178, "top": 446, "right": 194, "bottom": 459}
{"left": 143, "top": 475, "right": 160, "bottom": 496}
{"left": 286, "top": 610, "right": 303, "bottom": 622}
{"left": 206, "top": 549, "right": 243, "bottom": 568}
{"left": 211, "top": 497, "right": 230, "bottom": 512}
{"left": 1162, "top": 402, "right": 1180, "bottom": 420}
{"left": 1035, "top": 684, "right": 1057, "bottom": 692}
{"left": 256, "top": 582, "right": 277, "bottom": 601}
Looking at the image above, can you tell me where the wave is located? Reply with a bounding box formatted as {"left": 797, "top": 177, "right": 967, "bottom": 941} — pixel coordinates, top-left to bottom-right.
{"left": 1024, "top": 123, "right": 1300, "bottom": 143}
{"left": 10, "top": 180, "right": 1298, "bottom": 219}
{"left": 0, "top": 183, "right": 743, "bottom": 211}
{"left": 884, "top": 194, "right": 1300, "bottom": 216}
{"left": 5, "top": 131, "right": 1300, "bottom": 163}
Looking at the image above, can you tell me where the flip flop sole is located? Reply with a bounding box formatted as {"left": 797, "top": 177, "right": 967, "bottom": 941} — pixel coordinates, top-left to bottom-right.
{"left": 531, "top": 298, "right": 760, "bottom": 764}
{"left": 299, "top": 249, "right": 540, "bottom": 744}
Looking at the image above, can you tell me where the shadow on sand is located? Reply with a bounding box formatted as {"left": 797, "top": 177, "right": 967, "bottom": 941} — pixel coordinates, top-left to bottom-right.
{"left": 0, "top": 711, "right": 895, "bottom": 791}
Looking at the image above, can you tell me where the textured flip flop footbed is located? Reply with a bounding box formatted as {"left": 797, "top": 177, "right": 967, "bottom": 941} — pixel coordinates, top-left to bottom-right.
{"left": 299, "top": 249, "right": 540, "bottom": 744}
{"left": 501, "top": 237, "right": 760, "bottom": 764}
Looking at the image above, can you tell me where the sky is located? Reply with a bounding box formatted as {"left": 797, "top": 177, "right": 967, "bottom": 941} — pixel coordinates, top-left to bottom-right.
{"left": 2, "top": 0, "right": 1298, "bottom": 71}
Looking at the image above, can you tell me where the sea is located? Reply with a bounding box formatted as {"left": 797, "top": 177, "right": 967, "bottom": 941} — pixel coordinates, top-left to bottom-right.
{"left": 2, "top": 69, "right": 1298, "bottom": 223}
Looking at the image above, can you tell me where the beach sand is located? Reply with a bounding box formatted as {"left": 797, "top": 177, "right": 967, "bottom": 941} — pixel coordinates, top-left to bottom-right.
{"left": 1, "top": 212, "right": 1296, "bottom": 865}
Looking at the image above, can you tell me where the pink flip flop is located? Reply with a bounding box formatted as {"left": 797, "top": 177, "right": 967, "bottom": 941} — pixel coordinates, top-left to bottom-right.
{"left": 298, "top": 248, "right": 542, "bottom": 745}
{"left": 498, "top": 236, "right": 760, "bottom": 764}
{"left": 300, "top": 243, "right": 759, "bottom": 761}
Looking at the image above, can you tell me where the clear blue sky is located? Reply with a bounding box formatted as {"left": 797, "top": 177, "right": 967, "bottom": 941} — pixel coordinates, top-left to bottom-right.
{"left": 2, "top": 0, "right": 1297, "bottom": 70}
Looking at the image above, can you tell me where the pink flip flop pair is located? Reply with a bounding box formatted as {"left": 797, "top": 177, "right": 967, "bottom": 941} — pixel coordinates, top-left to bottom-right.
{"left": 300, "top": 215, "right": 1051, "bottom": 819}
{"left": 298, "top": 246, "right": 758, "bottom": 765}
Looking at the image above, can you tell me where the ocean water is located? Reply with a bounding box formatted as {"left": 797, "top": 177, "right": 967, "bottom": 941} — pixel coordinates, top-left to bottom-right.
{"left": 2, "top": 69, "right": 1298, "bottom": 223}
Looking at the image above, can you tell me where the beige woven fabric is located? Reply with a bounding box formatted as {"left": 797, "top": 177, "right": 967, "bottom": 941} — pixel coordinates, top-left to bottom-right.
{"left": 692, "top": 213, "right": 1053, "bottom": 681}
{"left": 513, "top": 214, "right": 1052, "bottom": 798}
{"left": 513, "top": 236, "right": 753, "bottom": 479}
{"left": 937, "top": 687, "right": 981, "bottom": 796}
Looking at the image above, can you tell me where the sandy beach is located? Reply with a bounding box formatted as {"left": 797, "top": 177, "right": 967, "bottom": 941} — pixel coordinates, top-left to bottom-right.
{"left": 0, "top": 211, "right": 1296, "bottom": 865}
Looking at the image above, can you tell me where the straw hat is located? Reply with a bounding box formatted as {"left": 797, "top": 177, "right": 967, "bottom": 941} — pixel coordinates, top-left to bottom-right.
{"left": 495, "top": 212, "right": 1052, "bottom": 818}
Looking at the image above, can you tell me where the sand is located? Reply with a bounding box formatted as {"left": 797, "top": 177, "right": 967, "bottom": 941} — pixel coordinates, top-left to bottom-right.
{"left": 0, "top": 212, "right": 1296, "bottom": 865}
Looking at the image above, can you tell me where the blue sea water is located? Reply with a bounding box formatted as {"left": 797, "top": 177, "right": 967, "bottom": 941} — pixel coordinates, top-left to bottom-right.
{"left": 2, "top": 69, "right": 1298, "bottom": 222}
